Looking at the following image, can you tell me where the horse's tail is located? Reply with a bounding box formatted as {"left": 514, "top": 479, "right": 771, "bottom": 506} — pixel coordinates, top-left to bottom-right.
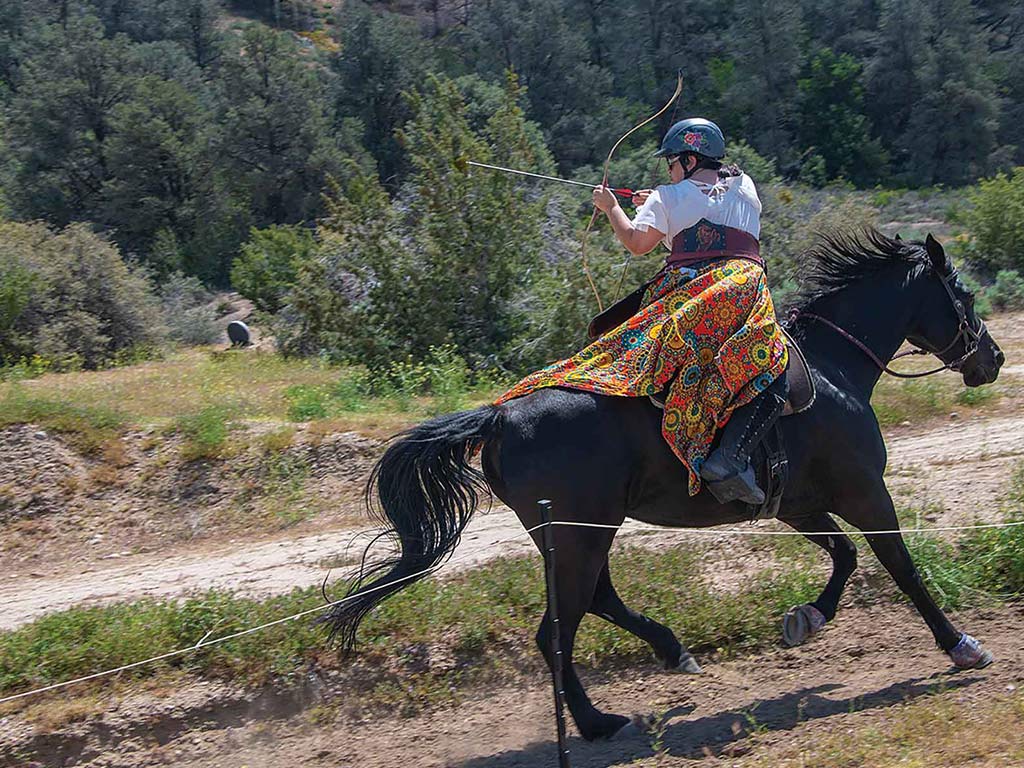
{"left": 321, "top": 405, "right": 504, "bottom": 653}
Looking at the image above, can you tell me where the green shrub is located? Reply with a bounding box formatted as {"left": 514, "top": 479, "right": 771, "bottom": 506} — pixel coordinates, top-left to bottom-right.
{"left": 285, "top": 385, "right": 329, "bottom": 421}
{"left": 0, "top": 222, "right": 166, "bottom": 370}
{"left": 160, "top": 272, "right": 220, "bottom": 346}
{"left": 962, "top": 167, "right": 1024, "bottom": 274}
{"left": 231, "top": 225, "right": 317, "bottom": 313}
{"left": 331, "top": 368, "right": 373, "bottom": 412}
{"left": 176, "top": 405, "right": 235, "bottom": 460}
{"left": 426, "top": 344, "right": 469, "bottom": 414}
{"left": 725, "top": 140, "right": 780, "bottom": 183}
{"left": 987, "top": 270, "right": 1024, "bottom": 311}
{"left": 384, "top": 358, "right": 430, "bottom": 412}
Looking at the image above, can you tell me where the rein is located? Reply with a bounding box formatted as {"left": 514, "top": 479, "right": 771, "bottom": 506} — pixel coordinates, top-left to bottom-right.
{"left": 790, "top": 267, "right": 986, "bottom": 379}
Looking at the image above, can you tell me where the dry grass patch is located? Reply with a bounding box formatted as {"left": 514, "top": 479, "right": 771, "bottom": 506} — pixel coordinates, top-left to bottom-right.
{"left": 735, "top": 689, "right": 1024, "bottom": 768}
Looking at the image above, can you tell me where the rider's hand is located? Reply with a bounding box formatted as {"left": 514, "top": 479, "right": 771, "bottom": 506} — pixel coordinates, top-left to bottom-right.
{"left": 631, "top": 189, "right": 653, "bottom": 207}
{"left": 592, "top": 185, "right": 618, "bottom": 213}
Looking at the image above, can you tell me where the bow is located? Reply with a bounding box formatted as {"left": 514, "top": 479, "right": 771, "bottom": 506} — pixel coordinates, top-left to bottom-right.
{"left": 580, "top": 72, "right": 684, "bottom": 312}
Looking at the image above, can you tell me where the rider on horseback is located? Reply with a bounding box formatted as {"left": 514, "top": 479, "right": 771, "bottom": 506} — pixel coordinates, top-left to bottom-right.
{"left": 590, "top": 118, "right": 788, "bottom": 506}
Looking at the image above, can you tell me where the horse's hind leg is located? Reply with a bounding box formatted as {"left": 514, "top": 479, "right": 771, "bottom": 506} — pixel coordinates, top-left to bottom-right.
{"left": 780, "top": 512, "right": 858, "bottom": 647}
{"left": 535, "top": 526, "right": 637, "bottom": 741}
{"left": 842, "top": 484, "right": 993, "bottom": 669}
{"left": 589, "top": 562, "right": 702, "bottom": 673}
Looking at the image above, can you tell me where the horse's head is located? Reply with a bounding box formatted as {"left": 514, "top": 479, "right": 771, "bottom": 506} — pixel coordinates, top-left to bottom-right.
{"left": 905, "top": 234, "right": 1004, "bottom": 387}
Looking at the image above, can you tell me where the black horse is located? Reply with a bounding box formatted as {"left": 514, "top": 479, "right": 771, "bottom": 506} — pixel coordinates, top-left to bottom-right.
{"left": 324, "top": 230, "right": 1005, "bottom": 741}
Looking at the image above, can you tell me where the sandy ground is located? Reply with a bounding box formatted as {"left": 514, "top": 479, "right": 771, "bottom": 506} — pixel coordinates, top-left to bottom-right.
{"left": 17, "top": 603, "right": 1021, "bottom": 768}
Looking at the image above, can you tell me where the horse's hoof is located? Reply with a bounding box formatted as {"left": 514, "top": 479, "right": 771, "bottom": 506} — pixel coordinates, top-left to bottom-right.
{"left": 610, "top": 713, "right": 655, "bottom": 740}
{"left": 949, "top": 633, "right": 995, "bottom": 669}
{"left": 676, "top": 652, "right": 703, "bottom": 674}
{"left": 782, "top": 604, "right": 827, "bottom": 647}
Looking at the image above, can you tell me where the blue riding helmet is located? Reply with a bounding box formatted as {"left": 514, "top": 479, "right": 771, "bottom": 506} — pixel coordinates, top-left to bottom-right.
{"left": 653, "top": 118, "right": 727, "bottom": 160}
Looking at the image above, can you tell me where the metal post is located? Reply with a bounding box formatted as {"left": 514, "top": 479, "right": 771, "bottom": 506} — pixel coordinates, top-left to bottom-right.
{"left": 538, "top": 499, "right": 571, "bottom": 768}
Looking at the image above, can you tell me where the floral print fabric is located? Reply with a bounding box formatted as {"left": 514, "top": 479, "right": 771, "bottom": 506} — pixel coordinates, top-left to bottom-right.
{"left": 496, "top": 259, "right": 788, "bottom": 495}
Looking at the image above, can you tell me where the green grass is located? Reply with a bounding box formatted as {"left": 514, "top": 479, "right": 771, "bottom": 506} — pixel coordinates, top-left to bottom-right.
{"left": 0, "top": 546, "right": 820, "bottom": 711}
{"left": 0, "top": 384, "right": 126, "bottom": 454}
{"left": 734, "top": 689, "right": 1024, "bottom": 768}
{"left": 8, "top": 504, "right": 1024, "bottom": 715}
{"left": 871, "top": 374, "right": 1001, "bottom": 426}
{"left": 173, "top": 404, "right": 237, "bottom": 460}
{"left": 0, "top": 348, "right": 507, "bottom": 448}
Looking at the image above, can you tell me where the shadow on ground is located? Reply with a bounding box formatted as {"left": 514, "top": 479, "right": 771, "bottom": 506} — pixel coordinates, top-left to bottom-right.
{"left": 456, "top": 672, "right": 982, "bottom": 768}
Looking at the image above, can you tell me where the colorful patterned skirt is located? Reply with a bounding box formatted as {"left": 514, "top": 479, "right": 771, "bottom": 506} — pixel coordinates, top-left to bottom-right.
{"left": 495, "top": 258, "right": 788, "bottom": 495}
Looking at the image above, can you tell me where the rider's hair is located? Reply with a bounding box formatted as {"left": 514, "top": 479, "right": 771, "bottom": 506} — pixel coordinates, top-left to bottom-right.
{"left": 681, "top": 151, "right": 742, "bottom": 179}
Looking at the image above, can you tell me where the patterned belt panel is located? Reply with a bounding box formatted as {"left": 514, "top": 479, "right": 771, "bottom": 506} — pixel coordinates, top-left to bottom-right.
{"left": 667, "top": 219, "right": 763, "bottom": 269}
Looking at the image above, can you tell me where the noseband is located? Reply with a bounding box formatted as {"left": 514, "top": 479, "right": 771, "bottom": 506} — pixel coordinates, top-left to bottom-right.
{"left": 791, "top": 266, "right": 986, "bottom": 380}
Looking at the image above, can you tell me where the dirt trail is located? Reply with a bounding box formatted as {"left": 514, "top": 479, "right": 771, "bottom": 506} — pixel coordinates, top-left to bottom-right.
{"left": 34, "top": 603, "right": 1024, "bottom": 768}
{"left": 3, "top": 412, "right": 1023, "bottom": 631}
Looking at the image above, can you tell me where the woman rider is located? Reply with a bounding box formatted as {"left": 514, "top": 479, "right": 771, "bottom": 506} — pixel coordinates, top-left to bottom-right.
{"left": 592, "top": 117, "right": 787, "bottom": 505}
{"left": 498, "top": 118, "right": 788, "bottom": 507}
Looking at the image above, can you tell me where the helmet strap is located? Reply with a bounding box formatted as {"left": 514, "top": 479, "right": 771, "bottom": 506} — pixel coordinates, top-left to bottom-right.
{"left": 680, "top": 154, "right": 699, "bottom": 180}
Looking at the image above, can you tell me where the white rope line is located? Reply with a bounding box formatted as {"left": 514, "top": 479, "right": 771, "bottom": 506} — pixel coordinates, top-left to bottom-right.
{"left": 525, "top": 518, "right": 1024, "bottom": 537}
{"left": 0, "top": 561, "right": 448, "bottom": 706}
{"left": 3, "top": 515, "right": 1023, "bottom": 706}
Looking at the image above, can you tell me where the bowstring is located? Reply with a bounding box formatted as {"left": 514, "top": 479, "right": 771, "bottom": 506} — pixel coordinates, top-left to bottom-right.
{"left": 608, "top": 71, "right": 685, "bottom": 305}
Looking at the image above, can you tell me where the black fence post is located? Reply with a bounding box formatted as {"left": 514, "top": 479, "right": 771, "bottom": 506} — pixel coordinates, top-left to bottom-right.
{"left": 538, "top": 499, "right": 571, "bottom": 768}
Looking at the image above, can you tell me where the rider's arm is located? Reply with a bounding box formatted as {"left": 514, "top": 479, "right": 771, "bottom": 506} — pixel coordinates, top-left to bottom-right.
{"left": 593, "top": 186, "right": 664, "bottom": 256}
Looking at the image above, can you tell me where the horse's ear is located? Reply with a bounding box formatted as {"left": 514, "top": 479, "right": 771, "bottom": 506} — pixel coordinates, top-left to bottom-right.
{"left": 894, "top": 233, "right": 903, "bottom": 241}
{"left": 925, "top": 233, "right": 949, "bottom": 273}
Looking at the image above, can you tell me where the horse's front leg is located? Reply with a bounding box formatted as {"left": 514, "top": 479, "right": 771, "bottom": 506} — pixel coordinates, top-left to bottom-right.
{"left": 534, "top": 525, "right": 636, "bottom": 740}
{"left": 589, "top": 561, "right": 702, "bottom": 673}
{"left": 779, "top": 511, "right": 858, "bottom": 646}
{"left": 839, "top": 483, "right": 994, "bottom": 669}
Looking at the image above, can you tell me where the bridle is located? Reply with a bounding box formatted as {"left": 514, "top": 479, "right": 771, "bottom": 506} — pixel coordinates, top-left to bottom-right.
{"left": 790, "top": 265, "right": 987, "bottom": 380}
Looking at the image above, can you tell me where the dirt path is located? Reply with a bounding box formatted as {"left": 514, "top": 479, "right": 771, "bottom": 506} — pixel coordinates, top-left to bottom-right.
{"left": 38, "top": 602, "right": 1024, "bottom": 768}
{"left": 3, "top": 412, "right": 1023, "bottom": 631}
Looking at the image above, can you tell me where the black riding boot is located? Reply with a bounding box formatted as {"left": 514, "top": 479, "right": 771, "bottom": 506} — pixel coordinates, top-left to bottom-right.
{"left": 700, "top": 373, "right": 789, "bottom": 506}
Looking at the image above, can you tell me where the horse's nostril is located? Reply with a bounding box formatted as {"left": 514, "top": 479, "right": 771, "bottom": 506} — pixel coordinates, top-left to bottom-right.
{"left": 996, "top": 350, "right": 1006, "bottom": 367}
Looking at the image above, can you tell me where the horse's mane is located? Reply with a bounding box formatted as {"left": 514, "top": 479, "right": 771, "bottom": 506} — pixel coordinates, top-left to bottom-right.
{"left": 791, "top": 228, "right": 929, "bottom": 316}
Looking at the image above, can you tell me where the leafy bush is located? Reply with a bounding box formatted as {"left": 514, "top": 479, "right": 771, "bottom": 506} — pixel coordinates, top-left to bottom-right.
{"left": 0, "top": 222, "right": 166, "bottom": 369}
{"left": 231, "top": 224, "right": 318, "bottom": 313}
{"left": 160, "top": 272, "right": 220, "bottom": 346}
{"left": 285, "top": 385, "right": 329, "bottom": 421}
{"left": 962, "top": 167, "right": 1024, "bottom": 274}
{"left": 987, "top": 270, "right": 1024, "bottom": 311}
{"left": 425, "top": 344, "right": 470, "bottom": 414}
{"left": 175, "top": 404, "right": 236, "bottom": 460}
{"left": 725, "top": 140, "right": 780, "bottom": 183}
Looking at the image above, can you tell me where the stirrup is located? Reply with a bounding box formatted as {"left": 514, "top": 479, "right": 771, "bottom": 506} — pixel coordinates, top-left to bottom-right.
{"left": 701, "top": 460, "right": 766, "bottom": 506}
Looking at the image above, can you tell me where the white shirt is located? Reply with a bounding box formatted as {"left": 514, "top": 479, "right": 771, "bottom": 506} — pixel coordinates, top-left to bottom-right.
{"left": 632, "top": 173, "right": 762, "bottom": 250}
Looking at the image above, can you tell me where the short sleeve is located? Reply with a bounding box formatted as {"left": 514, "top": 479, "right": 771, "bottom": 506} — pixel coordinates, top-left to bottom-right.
{"left": 632, "top": 190, "right": 668, "bottom": 236}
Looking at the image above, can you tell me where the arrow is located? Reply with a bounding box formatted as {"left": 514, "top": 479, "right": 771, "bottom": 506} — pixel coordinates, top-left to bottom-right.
{"left": 466, "top": 160, "right": 636, "bottom": 198}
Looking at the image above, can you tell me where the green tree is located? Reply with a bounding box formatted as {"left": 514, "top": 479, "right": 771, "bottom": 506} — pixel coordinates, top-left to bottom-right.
{"left": 216, "top": 25, "right": 358, "bottom": 228}
{"left": 101, "top": 76, "right": 218, "bottom": 270}
{"left": 280, "top": 73, "right": 551, "bottom": 369}
{"left": 231, "top": 224, "right": 317, "bottom": 313}
{"left": 797, "top": 48, "right": 888, "bottom": 185}
{"left": 725, "top": 0, "right": 804, "bottom": 168}
{"left": 4, "top": 17, "right": 136, "bottom": 224}
{"left": 331, "top": 1, "right": 434, "bottom": 186}
{"left": 868, "top": 0, "right": 999, "bottom": 184}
